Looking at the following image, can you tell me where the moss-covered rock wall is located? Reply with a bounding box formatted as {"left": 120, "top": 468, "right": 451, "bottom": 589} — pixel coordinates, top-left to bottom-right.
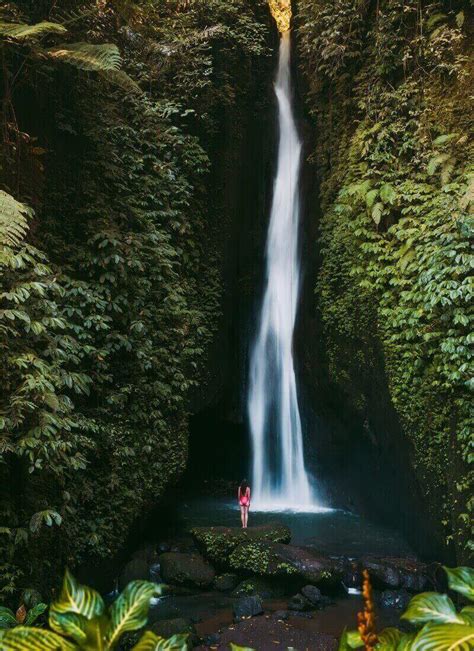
{"left": 294, "top": 0, "right": 473, "bottom": 562}
{"left": 0, "top": 0, "right": 274, "bottom": 600}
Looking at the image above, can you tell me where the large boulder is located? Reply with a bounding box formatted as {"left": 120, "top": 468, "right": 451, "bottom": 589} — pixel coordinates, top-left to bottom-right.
{"left": 229, "top": 542, "right": 345, "bottom": 586}
{"left": 232, "top": 577, "right": 285, "bottom": 600}
{"left": 214, "top": 573, "right": 239, "bottom": 592}
{"left": 233, "top": 595, "right": 264, "bottom": 622}
{"left": 118, "top": 558, "right": 150, "bottom": 591}
{"left": 159, "top": 552, "right": 215, "bottom": 589}
{"left": 191, "top": 523, "right": 291, "bottom": 565}
{"left": 360, "top": 557, "right": 430, "bottom": 591}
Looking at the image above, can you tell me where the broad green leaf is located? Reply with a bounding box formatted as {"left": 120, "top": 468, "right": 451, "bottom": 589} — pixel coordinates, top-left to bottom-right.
{"left": 49, "top": 610, "right": 88, "bottom": 643}
{"left": 24, "top": 603, "right": 48, "bottom": 625}
{"left": 50, "top": 569, "right": 104, "bottom": 620}
{"left": 433, "top": 133, "right": 457, "bottom": 147}
{"left": 338, "top": 628, "right": 363, "bottom": 651}
{"left": 106, "top": 581, "right": 161, "bottom": 647}
{"left": 0, "top": 608, "right": 17, "bottom": 629}
{"left": 230, "top": 645, "right": 255, "bottom": 651}
{"left": 380, "top": 183, "right": 396, "bottom": 204}
{"left": 0, "top": 626, "right": 75, "bottom": 650}
{"left": 366, "top": 189, "right": 378, "bottom": 209}
{"left": 460, "top": 606, "right": 474, "bottom": 625}
{"left": 132, "top": 631, "right": 189, "bottom": 650}
{"left": 444, "top": 566, "right": 474, "bottom": 600}
{"left": 376, "top": 627, "right": 402, "bottom": 649}
{"left": 396, "top": 633, "right": 416, "bottom": 650}
{"left": 401, "top": 592, "right": 463, "bottom": 625}
{"left": 372, "top": 202, "right": 384, "bottom": 225}
{"left": 411, "top": 622, "right": 474, "bottom": 650}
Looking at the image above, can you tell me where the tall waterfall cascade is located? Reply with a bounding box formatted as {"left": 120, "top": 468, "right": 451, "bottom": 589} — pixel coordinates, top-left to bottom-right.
{"left": 248, "top": 32, "right": 321, "bottom": 511}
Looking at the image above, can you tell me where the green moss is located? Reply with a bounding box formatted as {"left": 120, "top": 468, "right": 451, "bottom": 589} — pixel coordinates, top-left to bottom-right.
{"left": 295, "top": 0, "right": 473, "bottom": 560}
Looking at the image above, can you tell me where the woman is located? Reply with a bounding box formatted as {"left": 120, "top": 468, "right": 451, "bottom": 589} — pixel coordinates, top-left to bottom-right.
{"left": 238, "top": 479, "right": 251, "bottom": 528}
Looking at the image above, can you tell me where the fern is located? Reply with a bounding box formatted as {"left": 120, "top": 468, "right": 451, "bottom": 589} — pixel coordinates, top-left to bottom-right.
{"left": 0, "top": 21, "right": 66, "bottom": 41}
{"left": 47, "top": 43, "right": 122, "bottom": 72}
{"left": 0, "top": 191, "right": 32, "bottom": 247}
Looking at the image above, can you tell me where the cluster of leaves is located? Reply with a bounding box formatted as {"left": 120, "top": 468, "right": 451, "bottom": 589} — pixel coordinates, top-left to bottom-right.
{"left": 295, "top": 0, "right": 473, "bottom": 559}
{"left": 0, "top": 570, "right": 189, "bottom": 650}
{"left": 0, "top": 0, "right": 272, "bottom": 600}
{"left": 339, "top": 566, "right": 474, "bottom": 650}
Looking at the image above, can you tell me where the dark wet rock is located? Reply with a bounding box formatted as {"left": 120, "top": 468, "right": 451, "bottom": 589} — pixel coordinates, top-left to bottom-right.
{"left": 191, "top": 523, "right": 291, "bottom": 566}
{"left": 118, "top": 558, "right": 150, "bottom": 591}
{"left": 378, "top": 589, "right": 411, "bottom": 610}
{"left": 159, "top": 552, "right": 215, "bottom": 589}
{"left": 157, "top": 542, "right": 171, "bottom": 554}
{"left": 149, "top": 562, "right": 162, "bottom": 583}
{"left": 229, "top": 542, "right": 344, "bottom": 586}
{"left": 301, "top": 585, "right": 322, "bottom": 605}
{"left": 233, "top": 595, "right": 264, "bottom": 622}
{"left": 149, "top": 617, "right": 196, "bottom": 644}
{"left": 272, "top": 610, "right": 289, "bottom": 620}
{"left": 214, "top": 573, "right": 239, "bottom": 592}
{"left": 290, "top": 611, "right": 314, "bottom": 619}
{"left": 232, "top": 577, "right": 285, "bottom": 600}
{"left": 131, "top": 543, "right": 158, "bottom": 564}
{"left": 288, "top": 593, "right": 312, "bottom": 611}
{"left": 202, "top": 632, "right": 220, "bottom": 646}
{"left": 361, "top": 557, "right": 429, "bottom": 591}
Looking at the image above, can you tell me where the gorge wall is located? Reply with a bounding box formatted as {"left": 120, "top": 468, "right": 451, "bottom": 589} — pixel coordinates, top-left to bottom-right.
{"left": 0, "top": 0, "right": 275, "bottom": 599}
{"left": 293, "top": 0, "right": 472, "bottom": 563}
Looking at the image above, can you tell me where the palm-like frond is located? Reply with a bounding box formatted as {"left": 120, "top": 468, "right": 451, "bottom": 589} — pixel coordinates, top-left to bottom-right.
{"left": 0, "top": 21, "right": 67, "bottom": 41}
{"left": 47, "top": 43, "right": 122, "bottom": 72}
{"left": 0, "top": 191, "right": 32, "bottom": 247}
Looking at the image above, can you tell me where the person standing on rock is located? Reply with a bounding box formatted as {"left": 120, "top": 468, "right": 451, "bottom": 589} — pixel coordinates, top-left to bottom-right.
{"left": 238, "top": 479, "right": 251, "bottom": 528}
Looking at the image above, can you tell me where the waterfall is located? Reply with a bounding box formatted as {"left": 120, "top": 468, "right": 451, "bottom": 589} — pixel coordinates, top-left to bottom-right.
{"left": 247, "top": 32, "right": 315, "bottom": 511}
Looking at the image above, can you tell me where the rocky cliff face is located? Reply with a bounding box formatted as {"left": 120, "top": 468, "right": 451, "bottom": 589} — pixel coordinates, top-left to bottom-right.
{"left": 293, "top": 0, "right": 472, "bottom": 562}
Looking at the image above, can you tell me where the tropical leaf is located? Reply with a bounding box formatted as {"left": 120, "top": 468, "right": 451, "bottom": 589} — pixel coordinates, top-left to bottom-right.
{"left": 49, "top": 610, "right": 88, "bottom": 644}
{"left": 0, "top": 21, "right": 66, "bottom": 41}
{"left": 0, "top": 191, "right": 32, "bottom": 247}
{"left": 444, "top": 566, "right": 474, "bottom": 601}
{"left": 461, "top": 606, "right": 474, "bottom": 625}
{"left": 106, "top": 581, "right": 162, "bottom": 648}
{"left": 338, "top": 628, "right": 363, "bottom": 650}
{"left": 49, "top": 569, "right": 104, "bottom": 620}
{"left": 372, "top": 202, "right": 384, "bottom": 225}
{"left": 0, "top": 607, "right": 17, "bottom": 629}
{"left": 0, "top": 626, "right": 75, "bottom": 650}
{"left": 30, "top": 509, "right": 62, "bottom": 533}
{"left": 132, "top": 631, "right": 189, "bottom": 650}
{"left": 47, "top": 43, "right": 122, "bottom": 72}
{"left": 411, "top": 622, "right": 474, "bottom": 650}
{"left": 401, "top": 592, "right": 464, "bottom": 625}
{"left": 379, "top": 183, "right": 396, "bottom": 204}
{"left": 376, "top": 627, "right": 402, "bottom": 649}
{"left": 427, "top": 153, "right": 449, "bottom": 176}
{"left": 366, "top": 189, "right": 378, "bottom": 209}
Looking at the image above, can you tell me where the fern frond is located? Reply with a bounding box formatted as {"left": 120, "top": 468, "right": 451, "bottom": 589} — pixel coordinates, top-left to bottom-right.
{"left": 0, "top": 191, "right": 32, "bottom": 247}
{"left": 47, "top": 42, "right": 122, "bottom": 72}
{"left": 0, "top": 21, "right": 67, "bottom": 41}
{"left": 99, "top": 69, "right": 142, "bottom": 94}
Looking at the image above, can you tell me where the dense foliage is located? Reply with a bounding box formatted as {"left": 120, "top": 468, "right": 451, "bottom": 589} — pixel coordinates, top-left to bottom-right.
{"left": 294, "top": 0, "right": 473, "bottom": 560}
{"left": 0, "top": 0, "right": 272, "bottom": 601}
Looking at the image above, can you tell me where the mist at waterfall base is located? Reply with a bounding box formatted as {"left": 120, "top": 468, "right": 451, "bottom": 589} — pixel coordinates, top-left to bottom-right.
{"left": 247, "top": 32, "right": 325, "bottom": 513}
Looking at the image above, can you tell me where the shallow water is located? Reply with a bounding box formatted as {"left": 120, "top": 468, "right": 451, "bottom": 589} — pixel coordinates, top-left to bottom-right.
{"left": 173, "top": 497, "right": 415, "bottom": 558}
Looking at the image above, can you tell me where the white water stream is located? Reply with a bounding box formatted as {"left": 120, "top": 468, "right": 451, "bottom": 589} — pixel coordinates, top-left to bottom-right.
{"left": 248, "top": 32, "right": 321, "bottom": 511}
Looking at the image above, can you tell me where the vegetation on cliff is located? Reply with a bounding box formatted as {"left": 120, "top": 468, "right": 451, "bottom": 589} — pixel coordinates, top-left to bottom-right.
{"left": 294, "top": 0, "right": 473, "bottom": 561}
{"left": 0, "top": 0, "right": 272, "bottom": 601}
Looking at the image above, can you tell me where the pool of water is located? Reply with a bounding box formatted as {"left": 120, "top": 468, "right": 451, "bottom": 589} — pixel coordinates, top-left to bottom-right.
{"left": 172, "top": 497, "right": 415, "bottom": 558}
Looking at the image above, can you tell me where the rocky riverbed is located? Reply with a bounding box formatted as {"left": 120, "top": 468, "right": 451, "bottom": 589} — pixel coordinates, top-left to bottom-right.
{"left": 116, "top": 523, "right": 440, "bottom": 650}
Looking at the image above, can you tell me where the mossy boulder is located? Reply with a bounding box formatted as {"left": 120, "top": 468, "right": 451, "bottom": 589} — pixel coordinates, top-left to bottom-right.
{"left": 191, "top": 523, "right": 291, "bottom": 566}
{"left": 229, "top": 542, "right": 345, "bottom": 586}
{"left": 232, "top": 576, "right": 285, "bottom": 599}
{"left": 159, "top": 552, "right": 215, "bottom": 589}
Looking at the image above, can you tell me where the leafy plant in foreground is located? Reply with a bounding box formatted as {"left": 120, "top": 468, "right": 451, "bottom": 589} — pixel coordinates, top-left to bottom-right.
{"left": 0, "top": 602, "right": 47, "bottom": 629}
{"left": 0, "top": 570, "right": 189, "bottom": 650}
{"left": 339, "top": 565, "right": 474, "bottom": 650}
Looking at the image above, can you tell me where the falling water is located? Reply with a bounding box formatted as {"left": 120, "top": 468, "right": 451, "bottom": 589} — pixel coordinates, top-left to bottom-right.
{"left": 248, "top": 32, "right": 315, "bottom": 510}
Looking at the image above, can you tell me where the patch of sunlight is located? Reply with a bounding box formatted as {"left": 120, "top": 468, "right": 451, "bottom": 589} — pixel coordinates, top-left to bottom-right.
{"left": 268, "top": 0, "right": 291, "bottom": 33}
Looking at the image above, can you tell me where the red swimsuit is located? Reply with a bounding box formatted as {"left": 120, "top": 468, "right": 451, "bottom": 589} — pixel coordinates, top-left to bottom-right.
{"left": 239, "top": 487, "right": 250, "bottom": 507}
